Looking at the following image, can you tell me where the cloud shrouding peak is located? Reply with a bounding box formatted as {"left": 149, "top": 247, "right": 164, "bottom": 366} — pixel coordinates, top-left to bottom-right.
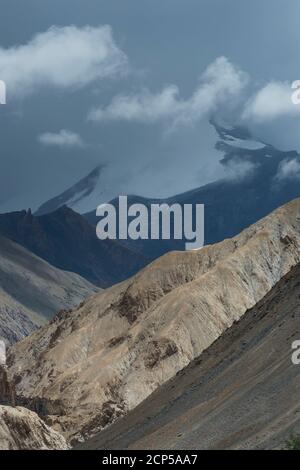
{"left": 0, "top": 25, "right": 128, "bottom": 97}
{"left": 89, "top": 85, "right": 182, "bottom": 123}
{"left": 38, "top": 130, "right": 84, "bottom": 148}
{"left": 223, "top": 158, "right": 258, "bottom": 182}
{"left": 89, "top": 57, "right": 248, "bottom": 127}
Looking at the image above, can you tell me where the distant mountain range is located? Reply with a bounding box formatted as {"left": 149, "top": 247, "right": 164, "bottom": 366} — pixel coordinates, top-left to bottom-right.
{"left": 34, "top": 121, "right": 300, "bottom": 262}
{"left": 83, "top": 121, "right": 300, "bottom": 260}
{"left": 0, "top": 235, "right": 97, "bottom": 345}
{"left": 0, "top": 206, "right": 147, "bottom": 288}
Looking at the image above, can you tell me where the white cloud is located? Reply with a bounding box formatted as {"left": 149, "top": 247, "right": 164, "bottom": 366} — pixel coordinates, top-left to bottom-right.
{"left": 88, "top": 57, "right": 248, "bottom": 128}
{"left": 89, "top": 85, "right": 182, "bottom": 123}
{"left": 275, "top": 158, "right": 300, "bottom": 181}
{"left": 223, "top": 158, "right": 258, "bottom": 182}
{"left": 38, "top": 129, "right": 84, "bottom": 148}
{"left": 243, "top": 81, "right": 299, "bottom": 122}
{"left": 0, "top": 25, "right": 127, "bottom": 97}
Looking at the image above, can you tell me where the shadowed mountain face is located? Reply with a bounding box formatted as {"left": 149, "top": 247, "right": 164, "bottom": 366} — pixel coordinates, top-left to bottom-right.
{"left": 0, "top": 207, "right": 147, "bottom": 288}
{"left": 83, "top": 123, "right": 300, "bottom": 261}
{"left": 0, "top": 235, "right": 98, "bottom": 345}
{"left": 78, "top": 261, "right": 300, "bottom": 451}
{"left": 7, "top": 198, "right": 300, "bottom": 443}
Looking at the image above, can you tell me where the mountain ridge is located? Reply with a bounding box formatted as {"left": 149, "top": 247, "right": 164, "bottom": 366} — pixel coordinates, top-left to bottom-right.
{"left": 78, "top": 260, "right": 300, "bottom": 450}
{"left": 0, "top": 234, "right": 98, "bottom": 345}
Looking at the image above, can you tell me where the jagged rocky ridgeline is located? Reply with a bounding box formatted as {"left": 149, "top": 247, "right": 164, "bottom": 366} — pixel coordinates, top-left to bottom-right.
{"left": 7, "top": 198, "right": 300, "bottom": 443}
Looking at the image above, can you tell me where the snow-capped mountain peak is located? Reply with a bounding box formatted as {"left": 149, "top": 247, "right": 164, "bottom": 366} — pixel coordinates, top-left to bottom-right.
{"left": 211, "top": 119, "right": 268, "bottom": 151}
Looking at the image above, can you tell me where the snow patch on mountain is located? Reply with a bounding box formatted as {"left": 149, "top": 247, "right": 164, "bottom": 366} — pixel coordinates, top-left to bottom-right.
{"left": 221, "top": 134, "right": 266, "bottom": 150}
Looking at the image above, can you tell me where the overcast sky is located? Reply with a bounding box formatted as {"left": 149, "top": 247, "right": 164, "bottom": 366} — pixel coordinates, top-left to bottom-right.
{"left": 0, "top": 0, "right": 300, "bottom": 212}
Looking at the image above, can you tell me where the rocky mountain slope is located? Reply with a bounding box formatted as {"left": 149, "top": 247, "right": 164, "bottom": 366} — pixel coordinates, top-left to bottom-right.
{"left": 0, "top": 406, "right": 69, "bottom": 450}
{"left": 0, "top": 235, "right": 98, "bottom": 345}
{"left": 7, "top": 198, "right": 300, "bottom": 442}
{"left": 0, "top": 365, "right": 15, "bottom": 406}
{"left": 0, "top": 207, "right": 146, "bottom": 288}
{"left": 79, "top": 261, "right": 300, "bottom": 450}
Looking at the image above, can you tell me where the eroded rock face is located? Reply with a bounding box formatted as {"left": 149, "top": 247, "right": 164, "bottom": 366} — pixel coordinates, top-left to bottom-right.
{"left": 0, "top": 365, "right": 15, "bottom": 406}
{"left": 0, "top": 406, "right": 69, "bottom": 450}
{"left": 7, "top": 199, "right": 300, "bottom": 442}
